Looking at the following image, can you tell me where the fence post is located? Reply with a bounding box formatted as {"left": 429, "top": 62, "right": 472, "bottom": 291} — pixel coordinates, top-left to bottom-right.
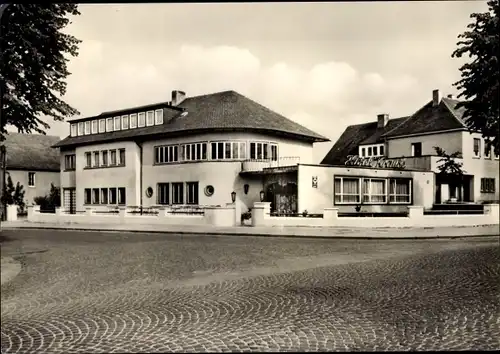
{"left": 55, "top": 207, "right": 65, "bottom": 217}
{"left": 323, "top": 207, "right": 339, "bottom": 226}
{"left": 85, "top": 207, "right": 94, "bottom": 218}
{"left": 119, "top": 207, "right": 127, "bottom": 220}
{"left": 251, "top": 202, "right": 271, "bottom": 227}
{"left": 407, "top": 206, "right": 424, "bottom": 224}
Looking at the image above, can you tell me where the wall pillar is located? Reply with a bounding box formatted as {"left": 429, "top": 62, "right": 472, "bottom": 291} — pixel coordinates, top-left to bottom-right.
{"left": 408, "top": 205, "right": 424, "bottom": 220}
{"left": 323, "top": 207, "right": 339, "bottom": 226}
{"left": 6, "top": 204, "right": 17, "bottom": 222}
{"left": 484, "top": 204, "right": 499, "bottom": 223}
{"left": 252, "top": 202, "right": 270, "bottom": 227}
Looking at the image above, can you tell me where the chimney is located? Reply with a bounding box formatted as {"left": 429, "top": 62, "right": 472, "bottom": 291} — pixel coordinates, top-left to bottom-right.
{"left": 432, "top": 89, "right": 441, "bottom": 106}
{"left": 447, "top": 94, "right": 455, "bottom": 99}
{"left": 377, "top": 113, "right": 389, "bottom": 128}
{"left": 171, "top": 90, "right": 186, "bottom": 106}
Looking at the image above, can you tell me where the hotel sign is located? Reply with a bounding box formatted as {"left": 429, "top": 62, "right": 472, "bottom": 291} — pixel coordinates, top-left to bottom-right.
{"left": 345, "top": 155, "right": 406, "bottom": 169}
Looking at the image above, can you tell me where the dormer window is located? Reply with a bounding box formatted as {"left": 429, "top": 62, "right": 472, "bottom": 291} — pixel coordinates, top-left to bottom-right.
{"left": 70, "top": 124, "right": 77, "bottom": 137}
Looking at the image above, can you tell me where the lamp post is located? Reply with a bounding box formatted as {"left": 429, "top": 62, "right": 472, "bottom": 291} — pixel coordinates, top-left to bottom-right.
{"left": 231, "top": 191, "right": 236, "bottom": 203}
{"left": 0, "top": 4, "right": 11, "bottom": 226}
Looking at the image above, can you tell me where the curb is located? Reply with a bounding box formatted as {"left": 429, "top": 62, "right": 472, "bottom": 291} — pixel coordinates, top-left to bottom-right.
{"left": 2, "top": 226, "right": 499, "bottom": 241}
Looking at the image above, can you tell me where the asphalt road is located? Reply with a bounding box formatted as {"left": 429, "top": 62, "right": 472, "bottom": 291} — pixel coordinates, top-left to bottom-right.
{"left": 1, "top": 229, "right": 499, "bottom": 352}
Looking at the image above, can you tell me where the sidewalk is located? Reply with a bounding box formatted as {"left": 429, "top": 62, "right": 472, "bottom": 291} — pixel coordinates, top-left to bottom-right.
{"left": 1, "top": 220, "right": 499, "bottom": 239}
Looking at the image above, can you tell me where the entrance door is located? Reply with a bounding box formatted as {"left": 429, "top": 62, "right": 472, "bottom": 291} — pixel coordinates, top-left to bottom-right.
{"left": 63, "top": 188, "right": 76, "bottom": 214}
{"left": 266, "top": 182, "right": 298, "bottom": 215}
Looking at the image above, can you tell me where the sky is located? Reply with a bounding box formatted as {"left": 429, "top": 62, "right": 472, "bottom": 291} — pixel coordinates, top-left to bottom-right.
{"left": 17, "top": 1, "right": 490, "bottom": 162}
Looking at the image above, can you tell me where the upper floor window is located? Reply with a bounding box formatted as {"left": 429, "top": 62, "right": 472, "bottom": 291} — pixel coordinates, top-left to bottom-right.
{"left": 118, "top": 149, "right": 126, "bottom": 166}
{"left": 28, "top": 172, "right": 36, "bottom": 187}
{"left": 114, "top": 116, "right": 121, "bottom": 131}
{"left": 411, "top": 142, "right": 422, "bottom": 157}
{"left": 102, "top": 150, "right": 108, "bottom": 166}
{"left": 106, "top": 118, "right": 113, "bottom": 132}
{"left": 154, "top": 109, "right": 164, "bottom": 125}
{"left": 380, "top": 145, "right": 385, "bottom": 156}
{"left": 93, "top": 151, "right": 100, "bottom": 167}
{"left": 110, "top": 150, "right": 117, "bottom": 165}
{"left": 367, "top": 147, "right": 373, "bottom": 156}
{"left": 84, "top": 121, "right": 91, "bottom": 135}
{"left": 85, "top": 152, "right": 91, "bottom": 168}
{"left": 211, "top": 141, "right": 246, "bottom": 160}
{"left": 130, "top": 113, "right": 138, "bottom": 129}
{"left": 249, "top": 142, "right": 269, "bottom": 160}
{"left": 183, "top": 142, "right": 208, "bottom": 161}
{"left": 361, "top": 147, "right": 366, "bottom": 157}
{"left": 91, "top": 120, "right": 98, "bottom": 134}
{"left": 270, "top": 144, "right": 278, "bottom": 161}
{"left": 64, "top": 154, "right": 76, "bottom": 170}
{"left": 473, "top": 138, "right": 481, "bottom": 158}
{"left": 98, "top": 119, "right": 106, "bottom": 133}
{"left": 121, "top": 115, "right": 129, "bottom": 130}
{"left": 70, "top": 124, "right": 77, "bottom": 137}
{"left": 373, "top": 146, "right": 378, "bottom": 156}
{"left": 78, "top": 122, "right": 84, "bottom": 136}
{"left": 146, "top": 111, "right": 155, "bottom": 126}
{"left": 484, "top": 141, "right": 491, "bottom": 159}
{"left": 138, "top": 112, "right": 146, "bottom": 128}
{"left": 155, "top": 145, "right": 179, "bottom": 163}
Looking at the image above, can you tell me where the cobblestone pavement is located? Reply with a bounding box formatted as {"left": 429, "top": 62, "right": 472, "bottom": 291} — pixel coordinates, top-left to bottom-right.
{"left": 1, "top": 229, "right": 499, "bottom": 352}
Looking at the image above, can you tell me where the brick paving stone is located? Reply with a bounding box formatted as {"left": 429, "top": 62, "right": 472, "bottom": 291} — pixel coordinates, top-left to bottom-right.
{"left": 1, "top": 229, "right": 499, "bottom": 353}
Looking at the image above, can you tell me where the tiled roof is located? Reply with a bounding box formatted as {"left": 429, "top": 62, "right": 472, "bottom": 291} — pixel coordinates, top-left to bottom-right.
{"left": 320, "top": 117, "right": 407, "bottom": 166}
{"left": 2, "top": 133, "right": 61, "bottom": 171}
{"left": 383, "top": 97, "right": 467, "bottom": 138}
{"left": 54, "top": 91, "right": 329, "bottom": 148}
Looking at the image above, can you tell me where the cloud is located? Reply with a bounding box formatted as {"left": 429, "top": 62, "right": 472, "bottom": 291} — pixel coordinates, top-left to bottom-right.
{"left": 36, "top": 42, "right": 427, "bottom": 163}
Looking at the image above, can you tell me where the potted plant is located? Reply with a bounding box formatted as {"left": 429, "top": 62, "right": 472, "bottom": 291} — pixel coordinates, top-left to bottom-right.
{"left": 302, "top": 209, "right": 308, "bottom": 217}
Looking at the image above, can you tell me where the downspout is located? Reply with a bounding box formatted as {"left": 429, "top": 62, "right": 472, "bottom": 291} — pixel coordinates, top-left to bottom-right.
{"left": 136, "top": 141, "right": 143, "bottom": 215}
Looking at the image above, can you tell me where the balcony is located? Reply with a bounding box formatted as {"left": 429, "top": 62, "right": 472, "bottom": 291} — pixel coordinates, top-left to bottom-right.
{"left": 395, "top": 156, "right": 463, "bottom": 172}
{"left": 241, "top": 156, "right": 301, "bottom": 173}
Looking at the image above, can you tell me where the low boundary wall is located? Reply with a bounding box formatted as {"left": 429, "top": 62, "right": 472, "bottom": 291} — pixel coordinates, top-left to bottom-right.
{"left": 251, "top": 202, "right": 500, "bottom": 228}
{"left": 28, "top": 205, "right": 238, "bottom": 227}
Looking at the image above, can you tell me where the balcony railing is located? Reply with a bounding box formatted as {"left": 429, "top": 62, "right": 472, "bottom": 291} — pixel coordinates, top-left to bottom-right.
{"left": 241, "top": 156, "right": 301, "bottom": 172}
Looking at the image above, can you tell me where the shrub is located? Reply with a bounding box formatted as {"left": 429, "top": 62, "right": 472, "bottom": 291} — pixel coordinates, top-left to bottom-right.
{"left": 33, "top": 183, "right": 60, "bottom": 212}
{"left": 241, "top": 209, "right": 252, "bottom": 222}
{"left": 1, "top": 175, "right": 26, "bottom": 213}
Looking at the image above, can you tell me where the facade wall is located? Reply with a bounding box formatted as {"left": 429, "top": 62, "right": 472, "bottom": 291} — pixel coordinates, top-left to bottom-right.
{"left": 460, "top": 132, "right": 500, "bottom": 202}
{"left": 387, "top": 131, "right": 464, "bottom": 158}
{"left": 297, "top": 164, "right": 434, "bottom": 214}
{"left": 7, "top": 169, "right": 60, "bottom": 206}
{"left": 71, "top": 141, "right": 141, "bottom": 211}
{"left": 60, "top": 131, "right": 313, "bottom": 211}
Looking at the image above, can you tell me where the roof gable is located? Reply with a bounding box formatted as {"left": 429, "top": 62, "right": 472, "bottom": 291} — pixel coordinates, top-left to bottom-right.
{"left": 383, "top": 99, "right": 466, "bottom": 138}
{"left": 55, "top": 90, "right": 329, "bottom": 148}
{"left": 2, "top": 133, "right": 61, "bottom": 171}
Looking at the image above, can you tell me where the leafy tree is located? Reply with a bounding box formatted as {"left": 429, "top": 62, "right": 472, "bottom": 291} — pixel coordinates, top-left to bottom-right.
{"left": 452, "top": 0, "right": 499, "bottom": 154}
{"left": 0, "top": 4, "right": 81, "bottom": 141}
{"left": 434, "top": 146, "right": 466, "bottom": 201}
{"left": 1, "top": 174, "right": 26, "bottom": 211}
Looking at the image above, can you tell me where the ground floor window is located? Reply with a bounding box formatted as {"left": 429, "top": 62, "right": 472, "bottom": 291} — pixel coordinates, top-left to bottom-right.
{"left": 101, "top": 188, "right": 108, "bottom": 204}
{"left": 92, "top": 188, "right": 100, "bottom": 204}
{"left": 157, "top": 183, "right": 170, "bottom": 204}
{"left": 186, "top": 182, "right": 199, "bottom": 205}
{"left": 172, "top": 183, "right": 184, "bottom": 204}
{"left": 389, "top": 178, "right": 412, "bottom": 203}
{"left": 334, "top": 177, "right": 361, "bottom": 203}
{"left": 109, "top": 188, "right": 117, "bottom": 204}
{"left": 84, "top": 188, "right": 92, "bottom": 205}
{"left": 480, "top": 178, "right": 496, "bottom": 193}
{"left": 118, "top": 187, "right": 126, "bottom": 205}
{"left": 334, "top": 176, "right": 412, "bottom": 204}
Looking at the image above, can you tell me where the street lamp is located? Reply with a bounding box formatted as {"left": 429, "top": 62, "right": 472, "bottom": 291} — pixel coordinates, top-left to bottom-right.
{"left": 259, "top": 190, "right": 265, "bottom": 202}
{"left": 231, "top": 191, "right": 236, "bottom": 203}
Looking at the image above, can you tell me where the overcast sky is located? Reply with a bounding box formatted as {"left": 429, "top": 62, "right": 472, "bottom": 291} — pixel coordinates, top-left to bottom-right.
{"left": 26, "top": 1, "right": 489, "bottom": 162}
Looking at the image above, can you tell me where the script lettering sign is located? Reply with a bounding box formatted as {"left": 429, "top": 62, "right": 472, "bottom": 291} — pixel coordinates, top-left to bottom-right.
{"left": 345, "top": 155, "right": 406, "bottom": 169}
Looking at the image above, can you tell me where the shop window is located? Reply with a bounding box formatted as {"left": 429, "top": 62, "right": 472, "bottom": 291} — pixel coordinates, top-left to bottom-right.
{"left": 389, "top": 178, "right": 411, "bottom": 203}
{"left": 362, "top": 178, "right": 387, "bottom": 203}
{"left": 480, "top": 178, "right": 495, "bottom": 193}
{"left": 157, "top": 183, "right": 170, "bottom": 204}
{"left": 411, "top": 142, "right": 422, "bottom": 157}
{"left": 334, "top": 177, "right": 361, "bottom": 204}
{"left": 473, "top": 138, "right": 481, "bottom": 158}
